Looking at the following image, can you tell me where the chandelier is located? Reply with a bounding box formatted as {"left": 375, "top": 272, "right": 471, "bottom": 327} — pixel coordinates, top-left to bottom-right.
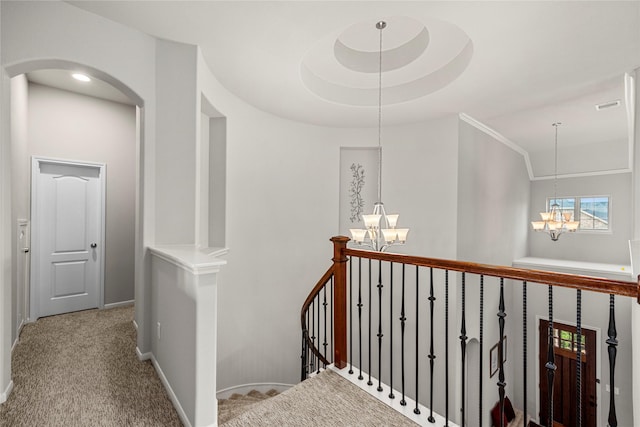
{"left": 531, "top": 122, "right": 579, "bottom": 241}
{"left": 349, "top": 21, "right": 409, "bottom": 252}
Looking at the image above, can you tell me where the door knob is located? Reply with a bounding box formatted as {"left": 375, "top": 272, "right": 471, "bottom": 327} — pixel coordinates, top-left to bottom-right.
{"left": 90, "top": 243, "right": 97, "bottom": 248}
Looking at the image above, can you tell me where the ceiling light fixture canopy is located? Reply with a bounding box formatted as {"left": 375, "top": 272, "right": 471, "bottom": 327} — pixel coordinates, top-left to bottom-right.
{"left": 349, "top": 21, "right": 409, "bottom": 252}
{"left": 531, "top": 122, "right": 578, "bottom": 241}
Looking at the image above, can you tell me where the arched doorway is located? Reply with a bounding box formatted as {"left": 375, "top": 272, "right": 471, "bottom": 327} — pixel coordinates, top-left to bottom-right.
{"left": 1, "top": 59, "right": 148, "bottom": 399}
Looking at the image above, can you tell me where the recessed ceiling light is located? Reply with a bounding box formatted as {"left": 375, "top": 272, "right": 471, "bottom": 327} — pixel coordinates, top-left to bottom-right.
{"left": 595, "top": 99, "right": 620, "bottom": 111}
{"left": 72, "top": 73, "right": 91, "bottom": 82}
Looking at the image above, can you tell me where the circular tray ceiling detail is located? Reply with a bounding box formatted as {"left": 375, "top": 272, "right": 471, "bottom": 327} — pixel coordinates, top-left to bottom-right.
{"left": 301, "top": 16, "right": 473, "bottom": 106}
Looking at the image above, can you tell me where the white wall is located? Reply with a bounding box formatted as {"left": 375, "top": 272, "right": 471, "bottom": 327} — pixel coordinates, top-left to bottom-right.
{"left": 382, "top": 117, "right": 460, "bottom": 260}
{"left": 151, "top": 254, "right": 197, "bottom": 421}
{"left": 0, "top": 0, "right": 15, "bottom": 397}
{"left": 529, "top": 173, "right": 632, "bottom": 264}
{"left": 197, "top": 112, "right": 210, "bottom": 248}
{"left": 155, "top": 39, "right": 197, "bottom": 245}
{"left": 457, "top": 120, "right": 531, "bottom": 425}
{"left": 10, "top": 75, "right": 28, "bottom": 345}
{"left": 630, "top": 67, "right": 640, "bottom": 427}
{"left": 208, "top": 116, "right": 226, "bottom": 248}
{"left": 26, "top": 83, "right": 136, "bottom": 305}
{"left": 198, "top": 49, "right": 461, "bottom": 391}
{"left": 457, "top": 121, "right": 530, "bottom": 264}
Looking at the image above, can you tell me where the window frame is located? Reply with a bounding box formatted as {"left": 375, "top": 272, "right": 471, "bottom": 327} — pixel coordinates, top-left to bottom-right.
{"left": 546, "top": 194, "right": 611, "bottom": 234}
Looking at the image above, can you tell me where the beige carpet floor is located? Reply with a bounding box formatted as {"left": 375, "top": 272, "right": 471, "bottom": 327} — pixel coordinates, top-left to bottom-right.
{"left": 218, "top": 389, "right": 279, "bottom": 424}
{"left": 0, "top": 306, "right": 182, "bottom": 426}
{"left": 221, "top": 369, "right": 419, "bottom": 426}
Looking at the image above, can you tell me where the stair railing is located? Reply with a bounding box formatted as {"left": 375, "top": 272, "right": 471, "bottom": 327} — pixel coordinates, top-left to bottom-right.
{"left": 300, "top": 236, "right": 639, "bottom": 426}
{"left": 300, "top": 236, "right": 349, "bottom": 379}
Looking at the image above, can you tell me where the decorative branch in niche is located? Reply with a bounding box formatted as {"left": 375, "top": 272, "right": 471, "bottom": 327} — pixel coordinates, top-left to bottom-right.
{"left": 349, "top": 163, "right": 365, "bottom": 223}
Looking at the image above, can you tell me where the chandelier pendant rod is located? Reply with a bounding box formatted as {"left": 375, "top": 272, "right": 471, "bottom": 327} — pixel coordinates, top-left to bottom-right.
{"left": 553, "top": 122, "right": 559, "bottom": 202}
{"left": 377, "top": 20, "right": 385, "bottom": 204}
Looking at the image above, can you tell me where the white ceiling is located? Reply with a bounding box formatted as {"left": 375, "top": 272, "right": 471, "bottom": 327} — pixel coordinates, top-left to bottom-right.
{"left": 56, "top": 1, "right": 639, "bottom": 174}
{"left": 27, "top": 69, "right": 134, "bottom": 106}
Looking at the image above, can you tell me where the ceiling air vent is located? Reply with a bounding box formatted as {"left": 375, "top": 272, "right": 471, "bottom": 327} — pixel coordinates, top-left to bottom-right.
{"left": 595, "top": 99, "right": 621, "bottom": 111}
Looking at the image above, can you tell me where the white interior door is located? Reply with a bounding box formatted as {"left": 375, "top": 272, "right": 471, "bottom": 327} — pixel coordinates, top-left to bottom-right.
{"left": 31, "top": 158, "right": 105, "bottom": 319}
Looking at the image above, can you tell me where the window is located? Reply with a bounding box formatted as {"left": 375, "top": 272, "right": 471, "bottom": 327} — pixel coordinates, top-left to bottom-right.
{"left": 548, "top": 195, "right": 610, "bottom": 231}
{"left": 553, "top": 327, "right": 586, "bottom": 355}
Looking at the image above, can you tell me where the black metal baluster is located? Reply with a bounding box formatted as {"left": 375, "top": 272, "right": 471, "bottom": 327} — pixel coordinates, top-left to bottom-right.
{"left": 302, "top": 310, "right": 310, "bottom": 380}
{"left": 349, "top": 258, "right": 353, "bottom": 374}
{"left": 317, "top": 292, "right": 321, "bottom": 373}
{"left": 310, "top": 299, "right": 315, "bottom": 374}
{"left": 497, "top": 278, "right": 507, "bottom": 427}
{"left": 323, "top": 285, "right": 328, "bottom": 368}
{"left": 545, "top": 285, "right": 556, "bottom": 427}
{"left": 523, "top": 281, "right": 528, "bottom": 423}
{"left": 428, "top": 268, "right": 436, "bottom": 423}
{"left": 460, "top": 272, "right": 467, "bottom": 426}
{"left": 576, "top": 290, "right": 582, "bottom": 427}
{"left": 414, "top": 265, "right": 420, "bottom": 415}
{"left": 301, "top": 331, "right": 306, "bottom": 381}
{"left": 368, "top": 259, "right": 373, "bottom": 386}
{"left": 400, "top": 264, "right": 407, "bottom": 406}
{"left": 307, "top": 310, "right": 311, "bottom": 377}
{"left": 358, "top": 257, "right": 363, "bottom": 381}
{"left": 479, "top": 275, "right": 484, "bottom": 427}
{"left": 607, "top": 294, "right": 618, "bottom": 427}
{"left": 389, "top": 263, "right": 395, "bottom": 399}
{"left": 445, "top": 270, "right": 449, "bottom": 427}
{"left": 377, "top": 260, "right": 384, "bottom": 392}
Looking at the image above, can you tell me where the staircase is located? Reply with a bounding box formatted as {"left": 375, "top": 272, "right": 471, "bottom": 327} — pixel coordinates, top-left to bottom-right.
{"left": 218, "top": 389, "right": 280, "bottom": 425}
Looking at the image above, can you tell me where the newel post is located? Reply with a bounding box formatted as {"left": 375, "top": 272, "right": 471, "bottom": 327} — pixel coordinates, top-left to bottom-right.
{"left": 332, "top": 236, "right": 350, "bottom": 369}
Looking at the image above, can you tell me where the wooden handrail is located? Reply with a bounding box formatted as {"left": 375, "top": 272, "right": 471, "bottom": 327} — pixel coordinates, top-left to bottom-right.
{"left": 344, "top": 247, "right": 638, "bottom": 299}
{"left": 301, "top": 236, "right": 639, "bottom": 380}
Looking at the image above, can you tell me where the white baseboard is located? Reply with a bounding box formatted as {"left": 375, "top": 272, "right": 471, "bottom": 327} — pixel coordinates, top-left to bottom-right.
{"left": 150, "top": 355, "right": 192, "bottom": 427}
{"left": 216, "top": 382, "right": 293, "bottom": 400}
{"left": 136, "top": 347, "right": 152, "bottom": 361}
{"left": 11, "top": 319, "right": 25, "bottom": 353}
{"left": 104, "top": 300, "right": 134, "bottom": 309}
{"left": 0, "top": 380, "right": 13, "bottom": 404}
{"left": 132, "top": 319, "right": 138, "bottom": 331}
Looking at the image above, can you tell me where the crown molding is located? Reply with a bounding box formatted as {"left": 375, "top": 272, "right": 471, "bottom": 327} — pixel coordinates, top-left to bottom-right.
{"left": 530, "top": 168, "right": 632, "bottom": 181}
{"left": 458, "top": 113, "right": 534, "bottom": 180}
